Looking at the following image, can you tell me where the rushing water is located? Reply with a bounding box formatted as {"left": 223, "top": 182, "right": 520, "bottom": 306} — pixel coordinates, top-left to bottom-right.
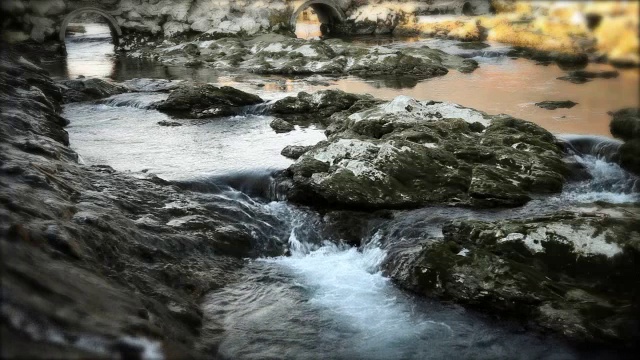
{"left": 47, "top": 22, "right": 640, "bottom": 359}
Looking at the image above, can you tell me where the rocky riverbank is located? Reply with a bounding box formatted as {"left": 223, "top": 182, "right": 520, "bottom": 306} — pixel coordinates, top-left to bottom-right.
{"left": 125, "top": 33, "right": 478, "bottom": 77}
{"left": 2, "top": 41, "right": 639, "bottom": 357}
{"left": 0, "top": 48, "right": 289, "bottom": 359}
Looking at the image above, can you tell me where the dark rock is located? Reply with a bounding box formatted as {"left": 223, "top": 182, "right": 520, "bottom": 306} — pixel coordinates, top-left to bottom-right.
{"left": 456, "top": 42, "right": 490, "bottom": 50}
{"left": 384, "top": 211, "right": 640, "bottom": 345}
{"left": 535, "top": 100, "right": 578, "bottom": 110}
{"left": 58, "top": 78, "right": 128, "bottom": 103}
{"left": 183, "top": 43, "right": 200, "bottom": 57}
{"left": 609, "top": 108, "right": 640, "bottom": 141}
{"left": 458, "top": 58, "right": 479, "bottom": 73}
{"left": 0, "top": 49, "right": 288, "bottom": 358}
{"left": 508, "top": 47, "right": 589, "bottom": 66}
{"left": 281, "top": 145, "right": 313, "bottom": 159}
{"left": 157, "top": 120, "right": 183, "bottom": 127}
{"left": 557, "top": 70, "right": 619, "bottom": 84}
{"left": 271, "top": 89, "right": 374, "bottom": 125}
{"left": 156, "top": 84, "right": 263, "bottom": 118}
{"left": 618, "top": 139, "right": 640, "bottom": 176}
{"left": 269, "top": 118, "right": 295, "bottom": 133}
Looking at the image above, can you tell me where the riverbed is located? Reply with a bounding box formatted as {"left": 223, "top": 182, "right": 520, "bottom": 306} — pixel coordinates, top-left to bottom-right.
{"left": 40, "top": 23, "right": 640, "bottom": 359}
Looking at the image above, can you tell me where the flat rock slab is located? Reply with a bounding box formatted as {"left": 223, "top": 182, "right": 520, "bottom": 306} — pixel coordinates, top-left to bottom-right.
{"left": 535, "top": 100, "right": 578, "bottom": 110}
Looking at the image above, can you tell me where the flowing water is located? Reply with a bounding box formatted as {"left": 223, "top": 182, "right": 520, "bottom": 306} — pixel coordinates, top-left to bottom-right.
{"left": 44, "top": 22, "right": 639, "bottom": 359}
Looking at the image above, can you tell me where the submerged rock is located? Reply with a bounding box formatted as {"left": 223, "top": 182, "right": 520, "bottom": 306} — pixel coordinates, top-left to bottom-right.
{"left": 535, "top": 100, "right": 578, "bottom": 110}
{"left": 277, "top": 95, "right": 568, "bottom": 210}
{"left": 158, "top": 120, "right": 183, "bottom": 127}
{"left": 557, "top": 69, "right": 619, "bottom": 84}
{"left": 156, "top": 83, "right": 263, "bottom": 118}
{"left": 384, "top": 210, "right": 640, "bottom": 345}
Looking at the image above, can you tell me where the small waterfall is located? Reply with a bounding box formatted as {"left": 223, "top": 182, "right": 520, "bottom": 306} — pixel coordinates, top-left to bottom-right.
{"left": 559, "top": 135, "right": 639, "bottom": 203}
{"left": 560, "top": 134, "right": 623, "bottom": 162}
{"left": 173, "top": 169, "right": 284, "bottom": 200}
{"left": 239, "top": 101, "right": 274, "bottom": 116}
{"left": 95, "top": 93, "right": 168, "bottom": 109}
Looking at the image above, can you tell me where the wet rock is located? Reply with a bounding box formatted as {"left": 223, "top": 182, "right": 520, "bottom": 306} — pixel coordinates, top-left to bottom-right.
{"left": 278, "top": 95, "right": 568, "bottom": 210}
{"left": 157, "top": 120, "right": 183, "bottom": 127}
{"left": 269, "top": 118, "right": 294, "bottom": 133}
{"left": 618, "top": 140, "right": 640, "bottom": 176}
{"left": 281, "top": 145, "right": 313, "bottom": 160}
{"left": 456, "top": 42, "right": 490, "bottom": 50}
{"left": 123, "top": 78, "right": 184, "bottom": 93}
{"left": 609, "top": 108, "right": 640, "bottom": 142}
{"left": 608, "top": 108, "right": 640, "bottom": 176}
{"left": 384, "top": 211, "right": 640, "bottom": 345}
{"left": 557, "top": 69, "right": 619, "bottom": 84}
{"left": 535, "top": 101, "right": 578, "bottom": 110}
{"left": 141, "top": 35, "right": 475, "bottom": 79}
{"left": 58, "top": 78, "right": 129, "bottom": 103}
{"left": 508, "top": 47, "right": 589, "bottom": 66}
{"left": 156, "top": 83, "right": 263, "bottom": 118}
{"left": 0, "top": 50, "right": 288, "bottom": 357}
{"left": 271, "top": 90, "right": 375, "bottom": 125}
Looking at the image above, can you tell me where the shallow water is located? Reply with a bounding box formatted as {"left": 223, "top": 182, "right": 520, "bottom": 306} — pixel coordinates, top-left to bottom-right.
{"left": 49, "top": 22, "right": 639, "bottom": 359}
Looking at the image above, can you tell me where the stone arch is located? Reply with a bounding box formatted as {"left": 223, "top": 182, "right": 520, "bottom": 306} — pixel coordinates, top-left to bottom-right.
{"left": 290, "top": 0, "right": 346, "bottom": 34}
{"left": 461, "top": 2, "right": 474, "bottom": 16}
{"left": 59, "top": 7, "right": 122, "bottom": 44}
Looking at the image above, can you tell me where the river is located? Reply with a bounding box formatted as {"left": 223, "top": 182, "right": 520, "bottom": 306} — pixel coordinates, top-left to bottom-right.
{"left": 42, "top": 23, "right": 639, "bottom": 359}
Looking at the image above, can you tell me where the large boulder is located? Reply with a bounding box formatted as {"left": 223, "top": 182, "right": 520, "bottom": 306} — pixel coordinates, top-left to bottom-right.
{"left": 156, "top": 84, "right": 263, "bottom": 118}
{"left": 278, "top": 95, "right": 569, "bottom": 210}
{"left": 384, "top": 210, "right": 640, "bottom": 345}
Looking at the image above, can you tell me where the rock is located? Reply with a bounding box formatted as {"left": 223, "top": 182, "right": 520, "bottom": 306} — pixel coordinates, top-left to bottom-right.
{"left": 269, "top": 118, "right": 294, "bottom": 133}
{"left": 0, "top": 49, "right": 289, "bottom": 357}
{"left": 158, "top": 120, "right": 182, "bottom": 127}
{"left": 508, "top": 47, "right": 589, "bottom": 66}
{"left": 557, "top": 70, "right": 619, "bottom": 84}
{"left": 618, "top": 139, "right": 640, "bottom": 176}
{"left": 156, "top": 84, "right": 263, "bottom": 118}
{"left": 271, "top": 90, "right": 375, "bottom": 125}
{"left": 137, "top": 35, "right": 475, "bottom": 79}
{"left": 123, "top": 78, "right": 183, "bottom": 92}
{"left": 535, "top": 100, "right": 578, "bottom": 110}
{"left": 609, "top": 108, "right": 640, "bottom": 142}
{"left": 456, "top": 42, "right": 490, "bottom": 50}
{"left": 281, "top": 145, "right": 313, "bottom": 160}
{"left": 278, "top": 95, "right": 568, "bottom": 210}
{"left": 58, "top": 78, "right": 129, "bottom": 103}
{"left": 384, "top": 211, "right": 640, "bottom": 345}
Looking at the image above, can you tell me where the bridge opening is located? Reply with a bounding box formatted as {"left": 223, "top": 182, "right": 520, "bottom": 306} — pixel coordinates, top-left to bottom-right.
{"left": 462, "top": 2, "right": 474, "bottom": 16}
{"left": 59, "top": 8, "right": 122, "bottom": 78}
{"left": 291, "top": 0, "right": 346, "bottom": 38}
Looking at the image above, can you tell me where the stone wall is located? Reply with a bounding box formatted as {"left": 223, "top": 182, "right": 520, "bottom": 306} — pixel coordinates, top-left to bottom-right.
{"left": 0, "top": 0, "right": 491, "bottom": 44}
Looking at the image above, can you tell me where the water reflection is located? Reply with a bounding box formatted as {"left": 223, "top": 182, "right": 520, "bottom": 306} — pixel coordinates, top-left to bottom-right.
{"left": 45, "top": 31, "right": 639, "bottom": 137}
{"left": 55, "top": 23, "right": 116, "bottom": 79}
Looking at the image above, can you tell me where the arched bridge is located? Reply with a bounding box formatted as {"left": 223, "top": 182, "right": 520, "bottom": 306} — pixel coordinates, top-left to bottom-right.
{"left": 289, "top": 0, "right": 347, "bottom": 34}
{"left": 59, "top": 7, "right": 122, "bottom": 45}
